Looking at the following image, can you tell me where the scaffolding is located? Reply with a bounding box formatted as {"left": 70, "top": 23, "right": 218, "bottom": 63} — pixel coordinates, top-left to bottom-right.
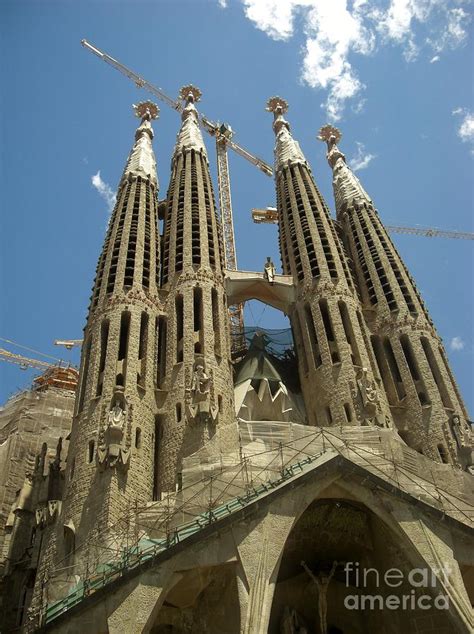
{"left": 37, "top": 422, "right": 473, "bottom": 628}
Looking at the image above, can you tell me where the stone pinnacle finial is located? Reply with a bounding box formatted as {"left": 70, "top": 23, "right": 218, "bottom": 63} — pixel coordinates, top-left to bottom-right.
{"left": 133, "top": 101, "right": 160, "bottom": 122}
{"left": 318, "top": 124, "right": 345, "bottom": 169}
{"left": 179, "top": 85, "right": 202, "bottom": 105}
{"left": 266, "top": 96, "right": 290, "bottom": 136}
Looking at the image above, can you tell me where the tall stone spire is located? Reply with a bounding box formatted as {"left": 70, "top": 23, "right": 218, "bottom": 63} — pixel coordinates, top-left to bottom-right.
{"left": 267, "top": 97, "right": 393, "bottom": 429}
{"left": 54, "top": 102, "right": 163, "bottom": 565}
{"left": 157, "top": 86, "right": 236, "bottom": 495}
{"left": 320, "top": 125, "right": 471, "bottom": 467}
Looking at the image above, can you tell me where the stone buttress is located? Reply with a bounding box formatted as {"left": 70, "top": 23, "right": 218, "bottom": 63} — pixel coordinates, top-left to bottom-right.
{"left": 320, "top": 125, "right": 472, "bottom": 467}
{"left": 267, "top": 98, "right": 393, "bottom": 429}
{"left": 157, "top": 86, "right": 236, "bottom": 495}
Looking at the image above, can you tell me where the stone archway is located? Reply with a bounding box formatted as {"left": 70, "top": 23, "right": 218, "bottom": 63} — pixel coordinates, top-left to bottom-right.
{"left": 149, "top": 562, "right": 240, "bottom": 633}
{"left": 268, "top": 497, "right": 455, "bottom": 634}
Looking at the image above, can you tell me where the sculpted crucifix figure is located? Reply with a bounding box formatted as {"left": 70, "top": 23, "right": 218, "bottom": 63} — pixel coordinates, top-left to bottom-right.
{"left": 301, "top": 560, "right": 338, "bottom": 634}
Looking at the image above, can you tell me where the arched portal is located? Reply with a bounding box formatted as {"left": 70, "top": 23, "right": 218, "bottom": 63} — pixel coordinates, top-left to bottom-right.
{"left": 269, "top": 498, "right": 455, "bottom": 634}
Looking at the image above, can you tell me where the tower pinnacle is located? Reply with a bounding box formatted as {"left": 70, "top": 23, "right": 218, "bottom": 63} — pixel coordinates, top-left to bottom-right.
{"left": 317, "top": 124, "right": 370, "bottom": 212}
{"left": 122, "top": 100, "right": 159, "bottom": 187}
{"left": 266, "top": 96, "right": 306, "bottom": 170}
{"left": 174, "top": 84, "right": 206, "bottom": 156}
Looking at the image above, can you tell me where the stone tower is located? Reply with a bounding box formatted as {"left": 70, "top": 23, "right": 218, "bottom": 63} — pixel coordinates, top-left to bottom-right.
{"left": 319, "top": 125, "right": 471, "bottom": 467}
{"left": 157, "top": 86, "right": 235, "bottom": 495}
{"left": 62, "top": 101, "right": 162, "bottom": 552}
{"left": 267, "top": 98, "right": 392, "bottom": 429}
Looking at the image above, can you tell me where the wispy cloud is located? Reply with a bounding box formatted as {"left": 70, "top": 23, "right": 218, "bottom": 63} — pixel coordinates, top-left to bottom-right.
{"left": 450, "top": 336, "right": 465, "bottom": 351}
{"left": 452, "top": 108, "right": 474, "bottom": 153}
{"left": 349, "top": 142, "right": 376, "bottom": 171}
{"left": 218, "top": 0, "right": 227, "bottom": 7}
{"left": 238, "top": 0, "right": 471, "bottom": 120}
{"left": 91, "top": 171, "right": 116, "bottom": 213}
{"left": 429, "top": 55, "right": 440, "bottom": 63}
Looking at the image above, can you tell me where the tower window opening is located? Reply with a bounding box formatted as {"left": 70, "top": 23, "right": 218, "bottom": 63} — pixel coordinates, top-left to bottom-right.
{"left": 202, "top": 160, "right": 217, "bottom": 269}
{"left": 175, "top": 295, "right": 184, "bottom": 363}
{"left": 344, "top": 403, "right": 352, "bottom": 422}
{"left": 218, "top": 395, "right": 223, "bottom": 412}
{"left": 124, "top": 180, "right": 141, "bottom": 288}
{"left": 193, "top": 287, "right": 204, "bottom": 354}
{"left": 77, "top": 337, "right": 92, "bottom": 414}
{"left": 88, "top": 440, "right": 95, "bottom": 464}
{"left": 319, "top": 299, "right": 340, "bottom": 363}
{"left": 437, "top": 444, "right": 449, "bottom": 464}
{"left": 190, "top": 152, "right": 201, "bottom": 267}
{"left": 293, "top": 315, "right": 309, "bottom": 375}
{"left": 176, "top": 403, "right": 182, "bottom": 423}
{"left": 157, "top": 316, "right": 167, "bottom": 385}
{"left": 421, "top": 337, "right": 452, "bottom": 408}
{"left": 338, "top": 301, "right": 361, "bottom": 366}
{"left": 153, "top": 416, "right": 163, "bottom": 501}
{"left": 135, "top": 427, "right": 142, "bottom": 449}
{"left": 212, "top": 288, "right": 221, "bottom": 356}
{"left": 138, "top": 312, "right": 149, "bottom": 388}
{"left": 326, "top": 406, "right": 333, "bottom": 425}
{"left": 400, "top": 334, "right": 429, "bottom": 406}
{"left": 69, "top": 456, "right": 76, "bottom": 482}
{"left": 96, "top": 319, "right": 109, "bottom": 396}
{"left": 304, "top": 304, "right": 322, "bottom": 368}
{"left": 371, "top": 335, "right": 398, "bottom": 404}
{"left": 382, "top": 337, "right": 406, "bottom": 400}
{"left": 142, "top": 188, "right": 151, "bottom": 289}
{"left": 118, "top": 312, "right": 131, "bottom": 361}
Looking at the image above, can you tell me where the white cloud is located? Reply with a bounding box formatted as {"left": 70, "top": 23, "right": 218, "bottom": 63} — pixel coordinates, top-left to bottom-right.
{"left": 450, "top": 336, "right": 465, "bottom": 351}
{"left": 218, "top": 0, "right": 228, "bottom": 7}
{"left": 429, "top": 55, "right": 440, "bottom": 63}
{"left": 349, "top": 142, "right": 376, "bottom": 170}
{"left": 452, "top": 108, "right": 474, "bottom": 147}
{"left": 91, "top": 171, "right": 116, "bottom": 213}
{"left": 238, "top": 0, "right": 471, "bottom": 120}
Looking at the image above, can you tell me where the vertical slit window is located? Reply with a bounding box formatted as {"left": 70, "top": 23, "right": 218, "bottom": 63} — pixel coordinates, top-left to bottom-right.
{"left": 371, "top": 335, "right": 397, "bottom": 405}
{"left": 157, "top": 317, "right": 167, "bottom": 385}
{"left": 142, "top": 186, "right": 151, "bottom": 289}
{"left": 304, "top": 304, "right": 322, "bottom": 368}
{"left": 88, "top": 440, "right": 95, "bottom": 464}
{"left": 176, "top": 295, "right": 184, "bottom": 363}
{"left": 124, "top": 179, "right": 141, "bottom": 288}
{"left": 421, "top": 337, "right": 452, "bottom": 408}
{"left": 138, "top": 312, "right": 149, "bottom": 388}
{"left": 190, "top": 152, "right": 201, "bottom": 267}
{"left": 193, "top": 287, "right": 203, "bottom": 354}
{"left": 77, "top": 337, "right": 91, "bottom": 414}
{"left": 338, "top": 301, "right": 361, "bottom": 366}
{"left": 153, "top": 416, "right": 163, "bottom": 501}
{"left": 212, "top": 288, "right": 221, "bottom": 356}
{"left": 96, "top": 320, "right": 109, "bottom": 396}
{"left": 437, "top": 444, "right": 449, "bottom": 464}
{"left": 118, "top": 312, "right": 130, "bottom": 361}
{"left": 293, "top": 315, "right": 309, "bottom": 375}
{"left": 319, "top": 299, "right": 340, "bottom": 363}
{"left": 326, "top": 407, "right": 333, "bottom": 425}
{"left": 135, "top": 427, "right": 142, "bottom": 449}
{"left": 344, "top": 403, "right": 352, "bottom": 422}
{"left": 383, "top": 337, "right": 406, "bottom": 400}
{"left": 400, "top": 334, "right": 428, "bottom": 405}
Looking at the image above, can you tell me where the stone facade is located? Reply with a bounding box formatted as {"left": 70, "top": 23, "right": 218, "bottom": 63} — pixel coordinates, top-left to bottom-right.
{"left": 1, "top": 95, "right": 472, "bottom": 633}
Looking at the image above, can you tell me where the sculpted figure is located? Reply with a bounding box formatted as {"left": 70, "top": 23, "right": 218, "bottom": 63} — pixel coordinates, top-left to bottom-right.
{"left": 301, "top": 560, "right": 338, "bottom": 634}
{"left": 191, "top": 364, "right": 210, "bottom": 399}
{"left": 108, "top": 402, "right": 125, "bottom": 428}
{"left": 264, "top": 256, "right": 276, "bottom": 284}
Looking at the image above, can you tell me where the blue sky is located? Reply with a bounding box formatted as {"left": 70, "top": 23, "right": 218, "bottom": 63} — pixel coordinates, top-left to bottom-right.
{"left": 1, "top": 0, "right": 473, "bottom": 412}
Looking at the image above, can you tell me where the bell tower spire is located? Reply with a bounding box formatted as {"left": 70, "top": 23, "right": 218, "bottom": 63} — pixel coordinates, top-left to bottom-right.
{"left": 157, "top": 86, "right": 236, "bottom": 496}
{"left": 319, "top": 125, "right": 471, "bottom": 466}
{"left": 58, "top": 101, "right": 163, "bottom": 562}
{"left": 267, "top": 97, "right": 393, "bottom": 429}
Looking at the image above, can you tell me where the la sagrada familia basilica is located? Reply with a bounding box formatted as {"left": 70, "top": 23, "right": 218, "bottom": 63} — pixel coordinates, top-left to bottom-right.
{"left": 0, "top": 84, "right": 472, "bottom": 634}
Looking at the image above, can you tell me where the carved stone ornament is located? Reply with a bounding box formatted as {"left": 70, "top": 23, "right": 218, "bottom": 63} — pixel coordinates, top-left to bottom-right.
{"left": 35, "top": 501, "right": 62, "bottom": 527}
{"left": 185, "top": 358, "right": 218, "bottom": 423}
{"left": 356, "top": 367, "right": 386, "bottom": 426}
{"left": 97, "top": 391, "right": 131, "bottom": 469}
{"left": 264, "top": 256, "right": 276, "bottom": 283}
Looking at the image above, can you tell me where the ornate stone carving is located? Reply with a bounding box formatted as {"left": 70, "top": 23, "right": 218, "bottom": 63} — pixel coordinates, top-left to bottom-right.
{"left": 301, "top": 560, "right": 338, "bottom": 634}
{"left": 280, "top": 606, "right": 308, "bottom": 634}
{"left": 185, "top": 359, "right": 218, "bottom": 423}
{"left": 97, "top": 391, "right": 131, "bottom": 468}
{"left": 355, "top": 367, "right": 386, "bottom": 427}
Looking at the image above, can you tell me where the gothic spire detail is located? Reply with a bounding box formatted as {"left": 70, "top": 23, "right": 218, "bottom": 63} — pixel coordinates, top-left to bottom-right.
{"left": 318, "top": 124, "right": 371, "bottom": 213}
{"left": 173, "top": 85, "right": 207, "bottom": 157}
{"left": 266, "top": 97, "right": 307, "bottom": 171}
{"left": 122, "top": 101, "right": 159, "bottom": 188}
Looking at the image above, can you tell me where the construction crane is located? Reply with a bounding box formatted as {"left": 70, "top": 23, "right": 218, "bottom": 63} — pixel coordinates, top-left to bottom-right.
{"left": 252, "top": 208, "right": 474, "bottom": 240}
{"left": 81, "top": 40, "right": 273, "bottom": 354}
{"left": 0, "top": 348, "right": 54, "bottom": 371}
{"left": 54, "top": 339, "right": 83, "bottom": 350}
